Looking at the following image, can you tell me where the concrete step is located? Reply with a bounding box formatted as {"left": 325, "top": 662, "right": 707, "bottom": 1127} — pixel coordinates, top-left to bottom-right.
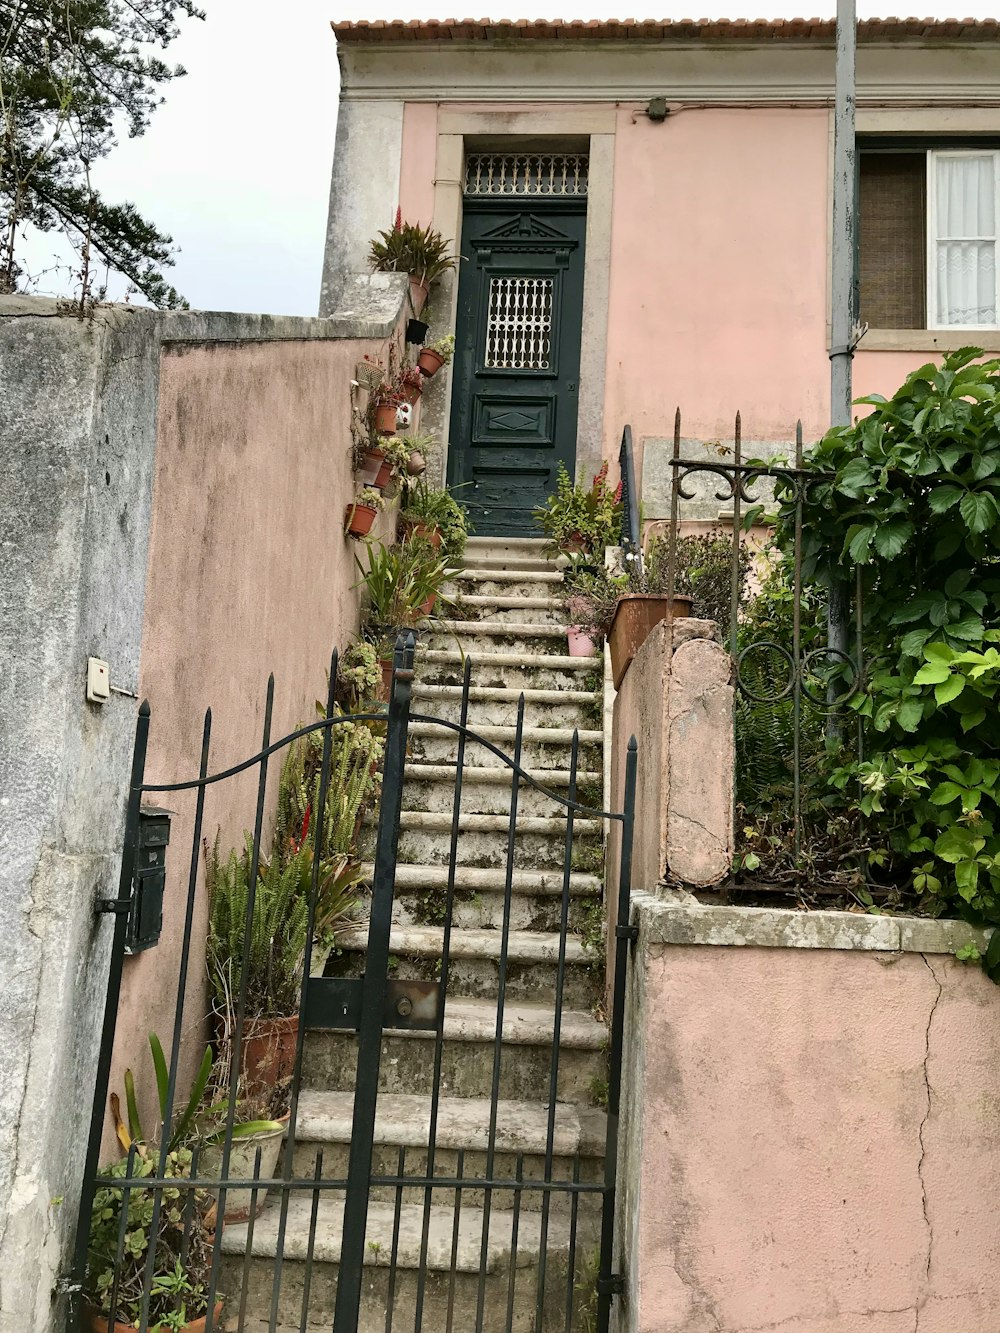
{"left": 393, "top": 811, "right": 601, "bottom": 837}
{"left": 303, "top": 997, "right": 606, "bottom": 1101}
{"left": 450, "top": 595, "right": 568, "bottom": 627}
{"left": 288, "top": 1091, "right": 605, "bottom": 1210}
{"left": 448, "top": 571, "right": 566, "bottom": 604}
{"left": 415, "top": 650, "right": 601, "bottom": 696}
{"left": 412, "top": 683, "right": 599, "bottom": 731}
{"left": 330, "top": 924, "right": 598, "bottom": 1006}
{"left": 369, "top": 862, "right": 602, "bottom": 933}
{"left": 399, "top": 763, "right": 603, "bottom": 818}
{"left": 367, "top": 863, "right": 601, "bottom": 897}
{"left": 454, "top": 594, "right": 565, "bottom": 612}
{"left": 408, "top": 720, "right": 602, "bottom": 771}
{"left": 220, "top": 1195, "right": 595, "bottom": 1332}
{"left": 423, "top": 621, "right": 585, "bottom": 659}
{"left": 294, "top": 1089, "right": 605, "bottom": 1156}
{"left": 390, "top": 817, "right": 601, "bottom": 874}
{"left": 464, "top": 536, "right": 552, "bottom": 557}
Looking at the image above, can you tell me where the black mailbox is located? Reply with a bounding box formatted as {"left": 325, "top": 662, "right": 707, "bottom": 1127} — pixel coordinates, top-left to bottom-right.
{"left": 125, "top": 806, "right": 171, "bottom": 954}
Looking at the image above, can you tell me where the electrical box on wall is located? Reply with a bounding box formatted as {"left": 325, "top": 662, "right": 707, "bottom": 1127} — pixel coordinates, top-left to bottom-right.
{"left": 125, "top": 806, "right": 171, "bottom": 954}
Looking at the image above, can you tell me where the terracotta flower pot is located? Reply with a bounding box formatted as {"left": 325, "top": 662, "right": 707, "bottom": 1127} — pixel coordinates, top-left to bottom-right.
{"left": 608, "top": 594, "right": 694, "bottom": 689}
{"left": 374, "top": 402, "right": 398, "bottom": 434}
{"left": 358, "top": 447, "right": 386, "bottom": 487}
{"left": 241, "top": 1014, "right": 299, "bottom": 1095}
{"left": 417, "top": 348, "right": 445, "bottom": 378}
{"left": 420, "top": 593, "right": 437, "bottom": 616}
{"left": 401, "top": 380, "right": 423, "bottom": 405}
{"left": 406, "top": 450, "right": 427, "bottom": 477}
{"left": 201, "top": 1117, "right": 288, "bottom": 1224}
{"left": 409, "top": 276, "right": 429, "bottom": 313}
{"left": 567, "top": 626, "right": 598, "bottom": 658}
{"left": 405, "top": 521, "right": 441, "bottom": 548}
{"left": 345, "top": 502, "right": 379, "bottom": 538}
{"left": 373, "top": 458, "right": 393, "bottom": 489}
{"left": 379, "top": 658, "right": 394, "bottom": 700}
{"left": 89, "top": 1301, "right": 224, "bottom": 1333}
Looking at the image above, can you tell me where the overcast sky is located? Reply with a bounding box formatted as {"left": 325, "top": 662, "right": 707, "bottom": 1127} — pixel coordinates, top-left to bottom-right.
{"left": 20, "top": 0, "right": 1000, "bottom": 316}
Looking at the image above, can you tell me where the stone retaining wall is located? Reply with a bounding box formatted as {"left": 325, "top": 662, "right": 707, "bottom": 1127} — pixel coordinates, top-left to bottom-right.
{"left": 614, "top": 892, "right": 1000, "bottom": 1333}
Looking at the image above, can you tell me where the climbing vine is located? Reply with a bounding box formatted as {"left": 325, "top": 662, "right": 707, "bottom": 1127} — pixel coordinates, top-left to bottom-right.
{"left": 775, "top": 348, "right": 1000, "bottom": 975}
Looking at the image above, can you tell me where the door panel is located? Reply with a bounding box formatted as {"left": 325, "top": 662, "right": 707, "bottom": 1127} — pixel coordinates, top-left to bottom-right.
{"left": 448, "top": 205, "right": 587, "bottom": 537}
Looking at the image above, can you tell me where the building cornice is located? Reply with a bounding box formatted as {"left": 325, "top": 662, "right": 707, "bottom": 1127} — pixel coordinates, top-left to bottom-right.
{"left": 337, "top": 42, "right": 1000, "bottom": 106}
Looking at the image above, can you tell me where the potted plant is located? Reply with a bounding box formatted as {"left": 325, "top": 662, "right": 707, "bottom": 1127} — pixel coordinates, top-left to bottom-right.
{"left": 534, "top": 461, "right": 623, "bottom": 558}
{"left": 399, "top": 365, "right": 424, "bottom": 405}
{"left": 344, "top": 487, "right": 385, "bottom": 538}
{"left": 86, "top": 1149, "right": 220, "bottom": 1333}
{"left": 370, "top": 382, "right": 401, "bottom": 436}
{"left": 354, "top": 538, "right": 457, "bottom": 634}
{"left": 417, "top": 333, "right": 455, "bottom": 379}
{"left": 356, "top": 440, "right": 393, "bottom": 489}
{"left": 110, "top": 1034, "right": 285, "bottom": 1230}
{"left": 399, "top": 477, "right": 471, "bottom": 561}
{"left": 368, "top": 211, "right": 458, "bottom": 309}
{"left": 335, "top": 638, "right": 384, "bottom": 711}
{"left": 205, "top": 821, "right": 362, "bottom": 1103}
{"left": 607, "top": 537, "right": 693, "bottom": 689}
{"left": 563, "top": 564, "right": 625, "bottom": 659}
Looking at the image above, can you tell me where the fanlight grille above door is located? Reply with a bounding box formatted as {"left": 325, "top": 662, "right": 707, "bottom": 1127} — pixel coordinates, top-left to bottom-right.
{"left": 464, "top": 153, "right": 589, "bottom": 198}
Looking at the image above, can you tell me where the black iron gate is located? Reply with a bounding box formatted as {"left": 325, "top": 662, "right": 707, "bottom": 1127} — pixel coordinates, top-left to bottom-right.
{"left": 71, "top": 636, "right": 637, "bottom": 1333}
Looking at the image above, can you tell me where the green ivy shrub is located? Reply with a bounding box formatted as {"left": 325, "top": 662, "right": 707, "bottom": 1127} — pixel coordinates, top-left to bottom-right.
{"left": 775, "top": 348, "right": 1000, "bottom": 972}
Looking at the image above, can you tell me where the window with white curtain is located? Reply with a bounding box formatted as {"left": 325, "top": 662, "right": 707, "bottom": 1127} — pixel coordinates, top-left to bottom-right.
{"left": 928, "top": 151, "right": 1000, "bottom": 329}
{"left": 857, "top": 145, "right": 1000, "bottom": 331}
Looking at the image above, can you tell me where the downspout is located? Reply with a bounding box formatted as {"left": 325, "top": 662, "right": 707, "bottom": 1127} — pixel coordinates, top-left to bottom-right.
{"left": 827, "top": 0, "right": 858, "bottom": 692}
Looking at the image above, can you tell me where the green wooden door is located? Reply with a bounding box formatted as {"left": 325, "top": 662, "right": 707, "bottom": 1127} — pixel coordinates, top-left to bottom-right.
{"left": 447, "top": 204, "right": 587, "bottom": 537}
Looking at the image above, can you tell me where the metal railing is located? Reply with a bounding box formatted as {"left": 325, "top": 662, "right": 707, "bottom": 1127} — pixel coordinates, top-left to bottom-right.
{"left": 618, "top": 425, "right": 641, "bottom": 571}
{"left": 657, "top": 410, "right": 865, "bottom": 881}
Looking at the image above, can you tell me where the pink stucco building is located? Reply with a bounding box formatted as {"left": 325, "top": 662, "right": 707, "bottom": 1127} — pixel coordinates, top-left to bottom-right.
{"left": 322, "top": 17, "right": 1000, "bottom": 531}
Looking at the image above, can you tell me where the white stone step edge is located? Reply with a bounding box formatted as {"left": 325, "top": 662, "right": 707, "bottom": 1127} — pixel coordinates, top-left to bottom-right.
{"left": 409, "top": 721, "right": 603, "bottom": 745}
{"left": 220, "top": 1193, "right": 581, "bottom": 1271}
{"left": 402, "top": 763, "right": 603, "bottom": 786}
{"left": 451, "top": 594, "right": 566, "bottom": 612}
{"left": 360, "top": 863, "right": 602, "bottom": 896}
{"left": 337, "top": 924, "right": 589, "bottom": 966}
{"left": 426, "top": 619, "right": 572, "bottom": 640}
{"left": 391, "top": 811, "right": 601, "bottom": 835}
{"left": 461, "top": 556, "right": 558, "bottom": 573}
{"left": 294, "top": 1089, "right": 606, "bottom": 1157}
{"left": 413, "top": 684, "right": 598, "bottom": 706}
{"left": 453, "top": 568, "right": 565, "bottom": 585}
{"left": 418, "top": 649, "right": 598, "bottom": 672}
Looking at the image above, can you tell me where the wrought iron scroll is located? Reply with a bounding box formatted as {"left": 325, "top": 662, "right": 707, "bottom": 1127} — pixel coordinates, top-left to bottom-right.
{"left": 664, "top": 411, "right": 865, "bottom": 863}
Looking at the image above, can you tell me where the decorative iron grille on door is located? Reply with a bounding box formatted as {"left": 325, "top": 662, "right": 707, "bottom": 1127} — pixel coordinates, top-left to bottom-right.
{"left": 71, "top": 637, "right": 637, "bottom": 1333}
{"left": 464, "top": 154, "right": 589, "bottom": 198}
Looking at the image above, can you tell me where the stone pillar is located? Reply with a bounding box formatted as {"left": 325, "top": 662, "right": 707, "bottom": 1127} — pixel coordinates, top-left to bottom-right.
{"left": 606, "top": 619, "right": 734, "bottom": 989}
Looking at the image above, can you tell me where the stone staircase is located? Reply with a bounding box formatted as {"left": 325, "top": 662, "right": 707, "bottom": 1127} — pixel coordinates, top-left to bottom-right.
{"left": 222, "top": 537, "right": 608, "bottom": 1332}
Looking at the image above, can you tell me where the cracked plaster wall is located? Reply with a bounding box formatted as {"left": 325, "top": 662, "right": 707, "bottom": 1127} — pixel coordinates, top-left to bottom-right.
{"left": 616, "top": 900, "right": 1000, "bottom": 1333}
{"left": 0, "top": 303, "right": 161, "bottom": 1333}
{"left": 0, "top": 287, "right": 407, "bottom": 1331}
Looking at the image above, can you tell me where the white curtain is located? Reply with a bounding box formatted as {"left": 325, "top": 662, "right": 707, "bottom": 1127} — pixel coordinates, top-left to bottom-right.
{"left": 935, "top": 155, "right": 997, "bottom": 326}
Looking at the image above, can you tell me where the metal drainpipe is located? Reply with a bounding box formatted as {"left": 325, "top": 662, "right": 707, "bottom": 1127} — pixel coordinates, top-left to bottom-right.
{"left": 827, "top": 0, "right": 857, "bottom": 710}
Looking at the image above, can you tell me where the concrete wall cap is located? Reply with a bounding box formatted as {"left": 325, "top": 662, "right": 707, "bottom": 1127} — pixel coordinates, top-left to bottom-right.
{"left": 630, "top": 889, "right": 991, "bottom": 956}
{"left": 0, "top": 274, "right": 409, "bottom": 343}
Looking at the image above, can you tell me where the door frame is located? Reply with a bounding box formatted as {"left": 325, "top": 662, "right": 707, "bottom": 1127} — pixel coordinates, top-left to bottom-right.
{"left": 446, "top": 197, "right": 589, "bottom": 534}
{"left": 418, "top": 125, "right": 616, "bottom": 491}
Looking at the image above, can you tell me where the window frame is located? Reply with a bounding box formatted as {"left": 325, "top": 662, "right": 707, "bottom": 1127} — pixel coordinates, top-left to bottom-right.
{"left": 926, "top": 147, "right": 1000, "bottom": 332}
